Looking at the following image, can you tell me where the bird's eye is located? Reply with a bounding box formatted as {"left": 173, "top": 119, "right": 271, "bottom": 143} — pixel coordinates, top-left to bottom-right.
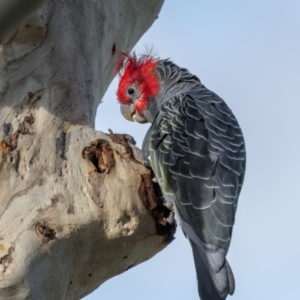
{"left": 127, "top": 88, "right": 135, "bottom": 96}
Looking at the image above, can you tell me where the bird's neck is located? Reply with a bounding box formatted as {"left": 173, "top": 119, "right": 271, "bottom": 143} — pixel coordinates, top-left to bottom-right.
{"left": 156, "top": 60, "right": 201, "bottom": 102}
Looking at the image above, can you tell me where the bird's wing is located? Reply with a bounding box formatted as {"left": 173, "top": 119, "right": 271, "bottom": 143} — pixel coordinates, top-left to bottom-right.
{"left": 144, "top": 86, "right": 246, "bottom": 299}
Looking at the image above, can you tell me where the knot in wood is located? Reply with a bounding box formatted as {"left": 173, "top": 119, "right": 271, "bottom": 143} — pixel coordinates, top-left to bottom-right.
{"left": 36, "top": 223, "right": 56, "bottom": 240}
{"left": 0, "top": 255, "right": 12, "bottom": 267}
{"left": 82, "top": 139, "right": 115, "bottom": 174}
{"left": 138, "top": 173, "right": 176, "bottom": 243}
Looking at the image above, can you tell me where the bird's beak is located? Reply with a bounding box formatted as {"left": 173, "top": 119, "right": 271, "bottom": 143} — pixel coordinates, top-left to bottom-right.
{"left": 120, "top": 104, "right": 135, "bottom": 122}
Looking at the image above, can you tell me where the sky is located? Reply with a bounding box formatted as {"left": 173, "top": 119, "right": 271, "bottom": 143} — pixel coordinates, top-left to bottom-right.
{"left": 86, "top": 1, "right": 300, "bottom": 299}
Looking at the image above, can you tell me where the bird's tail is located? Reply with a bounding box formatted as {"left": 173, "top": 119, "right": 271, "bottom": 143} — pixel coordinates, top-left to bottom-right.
{"left": 180, "top": 216, "right": 234, "bottom": 299}
{"left": 190, "top": 239, "right": 235, "bottom": 300}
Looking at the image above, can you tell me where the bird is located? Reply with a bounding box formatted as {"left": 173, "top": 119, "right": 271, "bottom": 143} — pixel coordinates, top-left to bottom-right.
{"left": 116, "top": 52, "right": 246, "bottom": 300}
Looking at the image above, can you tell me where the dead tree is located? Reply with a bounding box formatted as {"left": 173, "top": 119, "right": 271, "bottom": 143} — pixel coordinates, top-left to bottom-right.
{"left": 0, "top": 1, "right": 176, "bottom": 299}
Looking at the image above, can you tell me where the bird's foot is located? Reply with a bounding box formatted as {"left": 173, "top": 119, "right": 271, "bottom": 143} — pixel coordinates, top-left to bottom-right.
{"left": 143, "top": 158, "right": 152, "bottom": 169}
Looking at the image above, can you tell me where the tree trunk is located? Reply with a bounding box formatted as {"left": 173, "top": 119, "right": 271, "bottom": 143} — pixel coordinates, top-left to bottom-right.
{"left": 0, "top": 0, "right": 46, "bottom": 43}
{"left": 0, "top": 1, "right": 175, "bottom": 299}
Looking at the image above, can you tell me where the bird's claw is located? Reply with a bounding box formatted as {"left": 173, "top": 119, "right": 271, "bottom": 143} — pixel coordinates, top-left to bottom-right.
{"left": 143, "top": 158, "right": 152, "bottom": 169}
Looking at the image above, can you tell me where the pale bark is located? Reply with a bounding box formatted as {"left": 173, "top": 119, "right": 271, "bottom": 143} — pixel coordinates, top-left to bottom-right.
{"left": 0, "top": 1, "right": 175, "bottom": 299}
{"left": 0, "top": 0, "right": 46, "bottom": 43}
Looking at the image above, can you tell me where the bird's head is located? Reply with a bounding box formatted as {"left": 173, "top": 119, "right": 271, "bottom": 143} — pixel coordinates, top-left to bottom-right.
{"left": 116, "top": 53, "right": 160, "bottom": 123}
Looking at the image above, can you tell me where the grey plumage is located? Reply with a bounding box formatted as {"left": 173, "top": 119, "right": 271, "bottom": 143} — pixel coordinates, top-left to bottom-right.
{"left": 118, "top": 56, "right": 246, "bottom": 300}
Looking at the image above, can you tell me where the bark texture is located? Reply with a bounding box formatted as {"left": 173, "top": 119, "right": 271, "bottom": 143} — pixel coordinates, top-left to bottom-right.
{"left": 0, "top": 0, "right": 46, "bottom": 43}
{"left": 0, "top": 1, "right": 175, "bottom": 299}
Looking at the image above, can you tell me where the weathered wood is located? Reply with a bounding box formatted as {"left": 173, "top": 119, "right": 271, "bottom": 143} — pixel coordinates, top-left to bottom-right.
{"left": 0, "top": 1, "right": 175, "bottom": 299}
{"left": 0, "top": 0, "right": 46, "bottom": 43}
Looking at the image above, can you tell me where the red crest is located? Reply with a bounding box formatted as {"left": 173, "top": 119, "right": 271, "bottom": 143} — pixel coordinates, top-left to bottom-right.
{"left": 117, "top": 53, "right": 160, "bottom": 113}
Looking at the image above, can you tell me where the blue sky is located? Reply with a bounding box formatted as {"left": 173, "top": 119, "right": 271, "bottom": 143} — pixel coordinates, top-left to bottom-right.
{"left": 86, "top": 1, "right": 300, "bottom": 299}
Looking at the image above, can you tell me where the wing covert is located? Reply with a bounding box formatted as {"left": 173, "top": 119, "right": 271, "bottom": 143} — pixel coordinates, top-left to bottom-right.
{"left": 146, "top": 87, "right": 246, "bottom": 249}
